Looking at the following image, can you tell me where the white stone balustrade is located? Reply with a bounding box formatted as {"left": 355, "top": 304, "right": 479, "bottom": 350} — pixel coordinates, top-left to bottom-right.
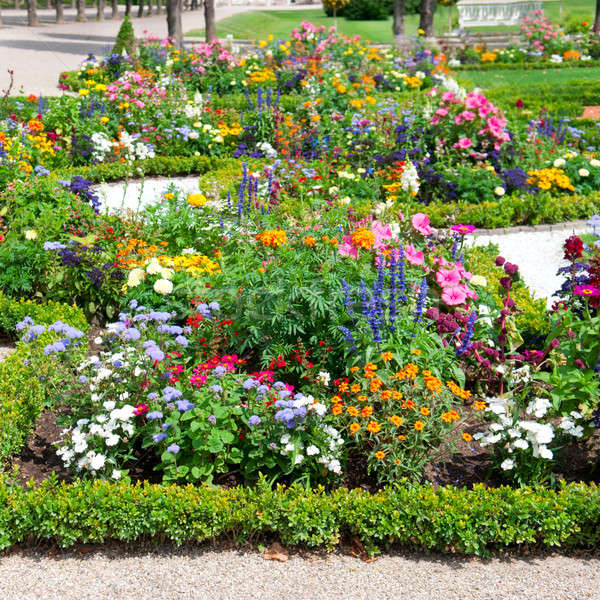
{"left": 456, "top": 0, "right": 542, "bottom": 28}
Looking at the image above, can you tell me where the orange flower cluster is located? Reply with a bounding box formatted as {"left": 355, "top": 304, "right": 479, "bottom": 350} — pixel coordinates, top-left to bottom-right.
{"left": 255, "top": 229, "right": 287, "bottom": 247}
{"left": 116, "top": 238, "right": 167, "bottom": 268}
{"left": 351, "top": 228, "right": 375, "bottom": 250}
{"left": 447, "top": 381, "right": 471, "bottom": 400}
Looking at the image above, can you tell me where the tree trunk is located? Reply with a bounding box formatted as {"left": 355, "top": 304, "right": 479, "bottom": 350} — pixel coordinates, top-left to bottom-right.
{"left": 147, "top": 0, "right": 153, "bottom": 15}
{"left": 55, "top": 0, "right": 65, "bottom": 23}
{"left": 46, "top": 0, "right": 51, "bottom": 9}
{"left": 110, "top": 0, "right": 118, "bottom": 18}
{"left": 71, "top": 0, "right": 76, "bottom": 10}
{"left": 76, "top": 0, "right": 87, "bottom": 21}
{"left": 97, "top": 0, "right": 105, "bottom": 19}
{"left": 166, "top": 0, "right": 182, "bottom": 47}
{"left": 137, "top": 0, "right": 144, "bottom": 17}
{"left": 125, "top": 0, "right": 132, "bottom": 16}
{"left": 13, "top": 0, "right": 19, "bottom": 10}
{"left": 0, "top": 5, "right": 3, "bottom": 27}
{"left": 27, "top": 0, "right": 39, "bottom": 26}
{"left": 155, "top": 0, "right": 162, "bottom": 15}
{"left": 594, "top": 0, "right": 600, "bottom": 35}
{"left": 392, "top": 0, "right": 404, "bottom": 38}
{"left": 204, "top": 0, "right": 216, "bottom": 42}
{"left": 419, "top": 0, "right": 434, "bottom": 38}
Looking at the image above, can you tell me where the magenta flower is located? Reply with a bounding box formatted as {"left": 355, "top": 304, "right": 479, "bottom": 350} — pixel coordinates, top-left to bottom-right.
{"left": 441, "top": 285, "right": 468, "bottom": 306}
{"left": 451, "top": 224, "right": 476, "bottom": 235}
{"left": 411, "top": 213, "right": 433, "bottom": 236}
{"left": 573, "top": 285, "right": 600, "bottom": 297}
{"left": 404, "top": 244, "right": 424, "bottom": 266}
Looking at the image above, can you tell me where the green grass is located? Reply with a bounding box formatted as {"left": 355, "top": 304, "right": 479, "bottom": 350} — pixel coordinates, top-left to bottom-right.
{"left": 186, "top": 7, "right": 458, "bottom": 42}
{"left": 186, "top": 1, "right": 596, "bottom": 41}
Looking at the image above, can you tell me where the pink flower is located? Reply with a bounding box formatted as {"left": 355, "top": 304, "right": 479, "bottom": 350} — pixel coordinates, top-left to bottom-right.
{"left": 441, "top": 92, "right": 455, "bottom": 102}
{"left": 404, "top": 244, "right": 424, "bottom": 265}
{"left": 435, "top": 107, "right": 449, "bottom": 117}
{"left": 461, "top": 110, "right": 476, "bottom": 121}
{"left": 441, "top": 286, "right": 468, "bottom": 306}
{"left": 453, "top": 137, "right": 473, "bottom": 149}
{"left": 454, "top": 115, "right": 463, "bottom": 126}
{"left": 338, "top": 236, "right": 358, "bottom": 259}
{"left": 411, "top": 213, "right": 433, "bottom": 236}
{"left": 436, "top": 268, "right": 462, "bottom": 288}
{"left": 372, "top": 221, "right": 393, "bottom": 248}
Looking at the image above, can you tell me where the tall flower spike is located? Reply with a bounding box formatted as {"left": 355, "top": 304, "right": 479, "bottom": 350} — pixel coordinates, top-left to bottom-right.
{"left": 413, "top": 276, "right": 428, "bottom": 325}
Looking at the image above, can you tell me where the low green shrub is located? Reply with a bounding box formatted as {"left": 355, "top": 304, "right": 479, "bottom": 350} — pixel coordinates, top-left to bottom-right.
{"left": 401, "top": 191, "right": 600, "bottom": 229}
{"left": 455, "top": 61, "right": 600, "bottom": 72}
{"left": 1, "top": 478, "right": 599, "bottom": 556}
{"left": 0, "top": 295, "right": 89, "bottom": 461}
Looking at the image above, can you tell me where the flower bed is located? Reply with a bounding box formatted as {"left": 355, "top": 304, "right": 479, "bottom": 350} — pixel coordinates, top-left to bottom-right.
{"left": 1, "top": 19, "right": 600, "bottom": 556}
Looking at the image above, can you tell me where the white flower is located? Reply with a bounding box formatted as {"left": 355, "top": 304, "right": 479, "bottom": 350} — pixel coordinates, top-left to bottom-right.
{"left": 24, "top": 229, "right": 38, "bottom": 240}
{"left": 153, "top": 278, "right": 173, "bottom": 295}
{"left": 306, "top": 445, "right": 320, "bottom": 456}
{"left": 578, "top": 168, "right": 590, "bottom": 177}
{"left": 494, "top": 186, "right": 505, "bottom": 197}
{"left": 470, "top": 275, "right": 487, "bottom": 287}
{"left": 310, "top": 402, "right": 327, "bottom": 417}
{"left": 590, "top": 159, "right": 600, "bottom": 168}
{"left": 501, "top": 458, "right": 514, "bottom": 470}
{"left": 112, "top": 470, "right": 122, "bottom": 480}
{"left": 327, "top": 459, "right": 342, "bottom": 474}
{"left": 146, "top": 258, "right": 163, "bottom": 275}
{"left": 526, "top": 397, "right": 551, "bottom": 418}
{"left": 553, "top": 158, "right": 566, "bottom": 168}
{"left": 294, "top": 453, "right": 304, "bottom": 465}
{"left": 127, "top": 268, "right": 146, "bottom": 287}
{"left": 94, "top": 336, "right": 103, "bottom": 345}
{"left": 316, "top": 371, "right": 331, "bottom": 387}
{"left": 284, "top": 443, "right": 295, "bottom": 453}
{"left": 89, "top": 453, "right": 107, "bottom": 471}
{"left": 280, "top": 434, "right": 290, "bottom": 445}
{"left": 105, "top": 434, "right": 120, "bottom": 447}
{"left": 538, "top": 446, "right": 553, "bottom": 460}
{"left": 512, "top": 438, "right": 529, "bottom": 450}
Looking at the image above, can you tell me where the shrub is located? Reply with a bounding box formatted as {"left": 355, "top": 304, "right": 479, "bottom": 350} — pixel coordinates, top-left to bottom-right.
{"left": 344, "top": 0, "right": 391, "bottom": 21}
{"left": 112, "top": 16, "right": 137, "bottom": 58}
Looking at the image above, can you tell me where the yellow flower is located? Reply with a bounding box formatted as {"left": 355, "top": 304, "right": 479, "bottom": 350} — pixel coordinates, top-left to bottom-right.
{"left": 374, "top": 450, "right": 386, "bottom": 459}
{"left": 78, "top": 89, "right": 90, "bottom": 96}
{"left": 187, "top": 193, "right": 207, "bottom": 207}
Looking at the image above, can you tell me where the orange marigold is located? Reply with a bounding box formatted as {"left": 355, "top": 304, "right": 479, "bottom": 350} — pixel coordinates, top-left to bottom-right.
{"left": 389, "top": 415, "right": 404, "bottom": 426}
{"left": 462, "top": 432, "right": 473, "bottom": 442}
{"left": 349, "top": 422, "right": 361, "bottom": 434}
{"left": 367, "top": 421, "right": 382, "bottom": 433}
{"left": 357, "top": 394, "right": 368, "bottom": 403}
{"left": 381, "top": 390, "right": 393, "bottom": 401}
{"left": 420, "top": 407, "right": 431, "bottom": 416}
{"left": 441, "top": 410, "right": 460, "bottom": 423}
{"left": 375, "top": 450, "right": 386, "bottom": 459}
{"left": 350, "top": 384, "right": 361, "bottom": 393}
{"left": 361, "top": 405, "right": 373, "bottom": 418}
{"left": 351, "top": 228, "right": 375, "bottom": 249}
{"left": 473, "top": 400, "right": 486, "bottom": 411}
{"left": 347, "top": 406, "right": 359, "bottom": 417}
{"left": 380, "top": 352, "right": 394, "bottom": 362}
{"left": 414, "top": 420, "right": 425, "bottom": 431}
{"left": 255, "top": 229, "right": 287, "bottom": 247}
{"left": 332, "top": 404, "right": 343, "bottom": 416}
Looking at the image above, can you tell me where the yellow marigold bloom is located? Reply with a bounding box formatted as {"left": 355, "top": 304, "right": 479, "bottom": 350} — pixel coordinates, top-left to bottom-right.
{"left": 462, "top": 432, "right": 473, "bottom": 442}
{"left": 303, "top": 235, "right": 316, "bottom": 247}
{"left": 441, "top": 410, "right": 460, "bottom": 423}
{"left": 350, "top": 422, "right": 361, "bottom": 434}
{"left": 420, "top": 407, "right": 430, "bottom": 416}
{"left": 367, "top": 421, "right": 381, "bottom": 433}
{"left": 364, "top": 363, "right": 377, "bottom": 371}
{"left": 347, "top": 406, "right": 359, "bottom": 417}
{"left": 425, "top": 376, "right": 443, "bottom": 393}
{"left": 79, "top": 89, "right": 90, "bottom": 96}
{"left": 447, "top": 381, "right": 471, "bottom": 400}
{"left": 350, "top": 366, "right": 360, "bottom": 373}
{"left": 351, "top": 228, "right": 375, "bottom": 249}
{"left": 375, "top": 450, "right": 386, "bottom": 459}
{"left": 392, "top": 391, "right": 403, "bottom": 400}
{"left": 187, "top": 193, "right": 207, "bottom": 207}
{"left": 330, "top": 395, "right": 342, "bottom": 404}
{"left": 381, "top": 390, "right": 393, "bottom": 401}
{"left": 381, "top": 352, "right": 394, "bottom": 361}
{"left": 357, "top": 394, "right": 368, "bottom": 403}
{"left": 389, "top": 415, "right": 403, "bottom": 426}
{"left": 397, "top": 434, "right": 407, "bottom": 441}
{"left": 473, "top": 400, "right": 487, "bottom": 411}
{"left": 350, "top": 384, "right": 361, "bottom": 393}
{"left": 414, "top": 420, "right": 425, "bottom": 431}
{"left": 361, "top": 405, "right": 373, "bottom": 418}
{"left": 332, "top": 404, "right": 343, "bottom": 415}
{"left": 412, "top": 349, "right": 422, "bottom": 356}
{"left": 255, "top": 229, "right": 287, "bottom": 247}
{"left": 481, "top": 52, "right": 497, "bottom": 62}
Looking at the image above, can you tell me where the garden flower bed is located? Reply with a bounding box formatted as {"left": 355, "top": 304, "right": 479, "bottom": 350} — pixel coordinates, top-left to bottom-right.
{"left": 1, "top": 19, "right": 600, "bottom": 556}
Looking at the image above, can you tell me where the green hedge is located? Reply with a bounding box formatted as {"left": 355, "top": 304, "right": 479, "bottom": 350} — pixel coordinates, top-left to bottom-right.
{"left": 401, "top": 191, "right": 599, "bottom": 229}
{"left": 0, "top": 295, "right": 89, "bottom": 462}
{"left": 1, "top": 478, "right": 599, "bottom": 556}
{"left": 454, "top": 60, "right": 600, "bottom": 72}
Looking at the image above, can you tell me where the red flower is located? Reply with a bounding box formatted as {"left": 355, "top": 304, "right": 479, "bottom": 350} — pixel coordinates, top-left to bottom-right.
{"left": 564, "top": 235, "right": 583, "bottom": 260}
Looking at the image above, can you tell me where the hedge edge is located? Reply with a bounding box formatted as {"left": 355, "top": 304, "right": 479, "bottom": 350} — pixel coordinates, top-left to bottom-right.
{"left": 1, "top": 478, "right": 599, "bottom": 557}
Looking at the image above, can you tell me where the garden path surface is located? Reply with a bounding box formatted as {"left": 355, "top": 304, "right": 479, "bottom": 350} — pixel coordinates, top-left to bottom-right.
{"left": 0, "top": 4, "right": 319, "bottom": 96}
{"left": 1, "top": 546, "right": 599, "bottom": 599}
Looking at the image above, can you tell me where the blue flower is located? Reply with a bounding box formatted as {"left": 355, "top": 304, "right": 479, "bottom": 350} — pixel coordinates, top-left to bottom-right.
{"left": 174, "top": 335, "right": 188, "bottom": 347}
{"left": 242, "top": 378, "right": 259, "bottom": 390}
{"left": 167, "top": 444, "right": 180, "bottom": 454}
{"left": 147, "top": 411, "right": 163, "bottom": 420}
{"left": 152, "top": 432, "right": 168, "bottom": 443}
{"left": 123, "top": 327, "right": 141, "bottom": 341}
{"left": 162, "top": 386, "right": 182, "bottom": 401}
{"left": 248, "top": 415, "right": 261, "bottom": 426}
{"left": 210, "top": 384, "right": 223, "bottom": 394}
{"left": 208, "top": 414, "right": 217, "bottom": 425}
{"left": 175, "top": 399, "right": 194, "bottom": 412}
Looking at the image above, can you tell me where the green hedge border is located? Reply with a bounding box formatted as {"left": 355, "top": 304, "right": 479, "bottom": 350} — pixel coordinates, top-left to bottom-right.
{"left": 455, "top": 60, "right": 600, "bottom": 72}
{"left": 1, "top": 479, "right": 599, "bottom": 556}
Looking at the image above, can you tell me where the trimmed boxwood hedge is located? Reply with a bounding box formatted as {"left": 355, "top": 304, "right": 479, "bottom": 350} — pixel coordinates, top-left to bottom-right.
{"left": 454, "top": 60, "right": 600, "bottom": 72}
{"left": 1, "top": 478, "right": 599, "bottom": 557}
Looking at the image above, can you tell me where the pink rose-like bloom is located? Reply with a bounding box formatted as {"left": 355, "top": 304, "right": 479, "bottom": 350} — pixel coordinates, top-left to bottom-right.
{"left": 436, "top": 268, "right": 462, "bottom": 288}
{"left": 435, "top": 107, "right": 449, "bottom": 117}
{"left": 411, "top": 213, "right": 433, "bottom": 236}
{"left": 454, "top": 115, "right": 463, "bottom": 125}
{"left": 442, "top": 92, "right": 455, "bottom": 102}
{"left": 454, "top": 137, "right": 473, "bottom": 149}
{"left": 430, "top": 116, "right": 441, "bottom": 125}
{"left": 372, "top": 221, "right": 393, "bottom": 249}
{"left": 404, "top": 244, "right": 424, "bottom": 266}
{"left": 461, "top": 110, "right": 476, "bottom": 121}
{"left": 442, "top": 286, "right": 468, "bottom": 306}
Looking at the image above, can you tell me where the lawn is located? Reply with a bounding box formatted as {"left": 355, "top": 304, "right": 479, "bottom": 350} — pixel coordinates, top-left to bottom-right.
{"left": 186, "top": 0, "right": 596, "bottom": 41}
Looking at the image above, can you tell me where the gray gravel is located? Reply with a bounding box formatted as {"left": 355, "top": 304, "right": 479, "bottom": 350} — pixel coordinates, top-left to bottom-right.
{"left": 0, "top": 346, "right": 15, "bottom": 362}
{"left": 1, "top": 547, "right": 599, "bottom": 600}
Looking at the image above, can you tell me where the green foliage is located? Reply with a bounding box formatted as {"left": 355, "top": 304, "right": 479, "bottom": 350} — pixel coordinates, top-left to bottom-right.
{"left": 1, "top": 478, "right": 600, "bottom": 556}
{"left": 400, "top": 191, "right": 600, "bottom": 229}
{"left": 0, "top": 241, "right": 49, "bottom": 298}
{"left": 344, "top": 0, "right": 391, "bottom": 21}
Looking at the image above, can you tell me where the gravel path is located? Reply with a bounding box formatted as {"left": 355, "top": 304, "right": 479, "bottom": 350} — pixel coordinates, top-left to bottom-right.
{"left": 0, "top": 345, "right": 15, "bottom": 362}
{"left": 1, "top": 546, "right": 599, "bottom": 600}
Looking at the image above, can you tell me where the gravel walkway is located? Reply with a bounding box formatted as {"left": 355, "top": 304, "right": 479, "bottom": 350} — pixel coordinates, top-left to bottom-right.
{"left": 0, "top": 345, "right": 15, "bottom": 362}
{"left": 1, "top": 546, "right": 599, "bottom": 600}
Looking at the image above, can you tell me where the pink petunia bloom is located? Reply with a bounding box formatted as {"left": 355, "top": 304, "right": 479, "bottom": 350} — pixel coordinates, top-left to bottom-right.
{"left": 442, "top": 286, "right": 468, "bottom": 306}
{"left": 411, "top": 213, "right": 433, "bottom": 236}
{"left": 453, "top": 137, "right": 473, "bottom": 149}
{"left": 441, "top": 91, "right": 455, "bottom": 102}
{"left": 338, "top": 236, "right": 358, "bottom": 259}
{"left": 372, "top": 221, "right": 393, "bottom": 248}
{"left": 436, "top": 268, "right": 462, "bottom": 288}
{"left": 404, "top": 244, "right": 424, "bottom": 266}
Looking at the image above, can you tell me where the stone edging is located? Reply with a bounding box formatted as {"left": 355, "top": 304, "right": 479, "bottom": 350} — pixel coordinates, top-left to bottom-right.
{"left": 472, "top": 220, "right": 590, "bottom": 236}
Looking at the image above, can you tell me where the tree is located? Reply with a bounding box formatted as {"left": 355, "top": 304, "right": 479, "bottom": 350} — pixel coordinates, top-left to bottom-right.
{"left": 594, "top": 0, "right": 600, "bottom": 35}
{"left": 55, "top": 0, "right": 65, "bottom": 23}
{"left": 204, "top": 0, "right": 216, "bottom": 42}
{"left": 393, "top": 0, "right": 405, "bottom": 38}
{"left": 166, "top": 0, "right": 183, "bottom": 48}
{"left": 0, "top": 5, "right": 3, "bottom": 27}
{"left": 419, "top": 0, "right": 434, "bottom": 37}
{"left": 110, "top": 0, "right": 119, "bottom": 18}
{"left": 27, "top": 0, "right": 39, "bottom": 26}
{"left": 97, "top": 0, "right": 106, "bottom": 20}
{"left": 155, "top": 0, "right": 162, "bottom": 15}
{"left": 76, "top": 0, "right": 87, "bottom": 22}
